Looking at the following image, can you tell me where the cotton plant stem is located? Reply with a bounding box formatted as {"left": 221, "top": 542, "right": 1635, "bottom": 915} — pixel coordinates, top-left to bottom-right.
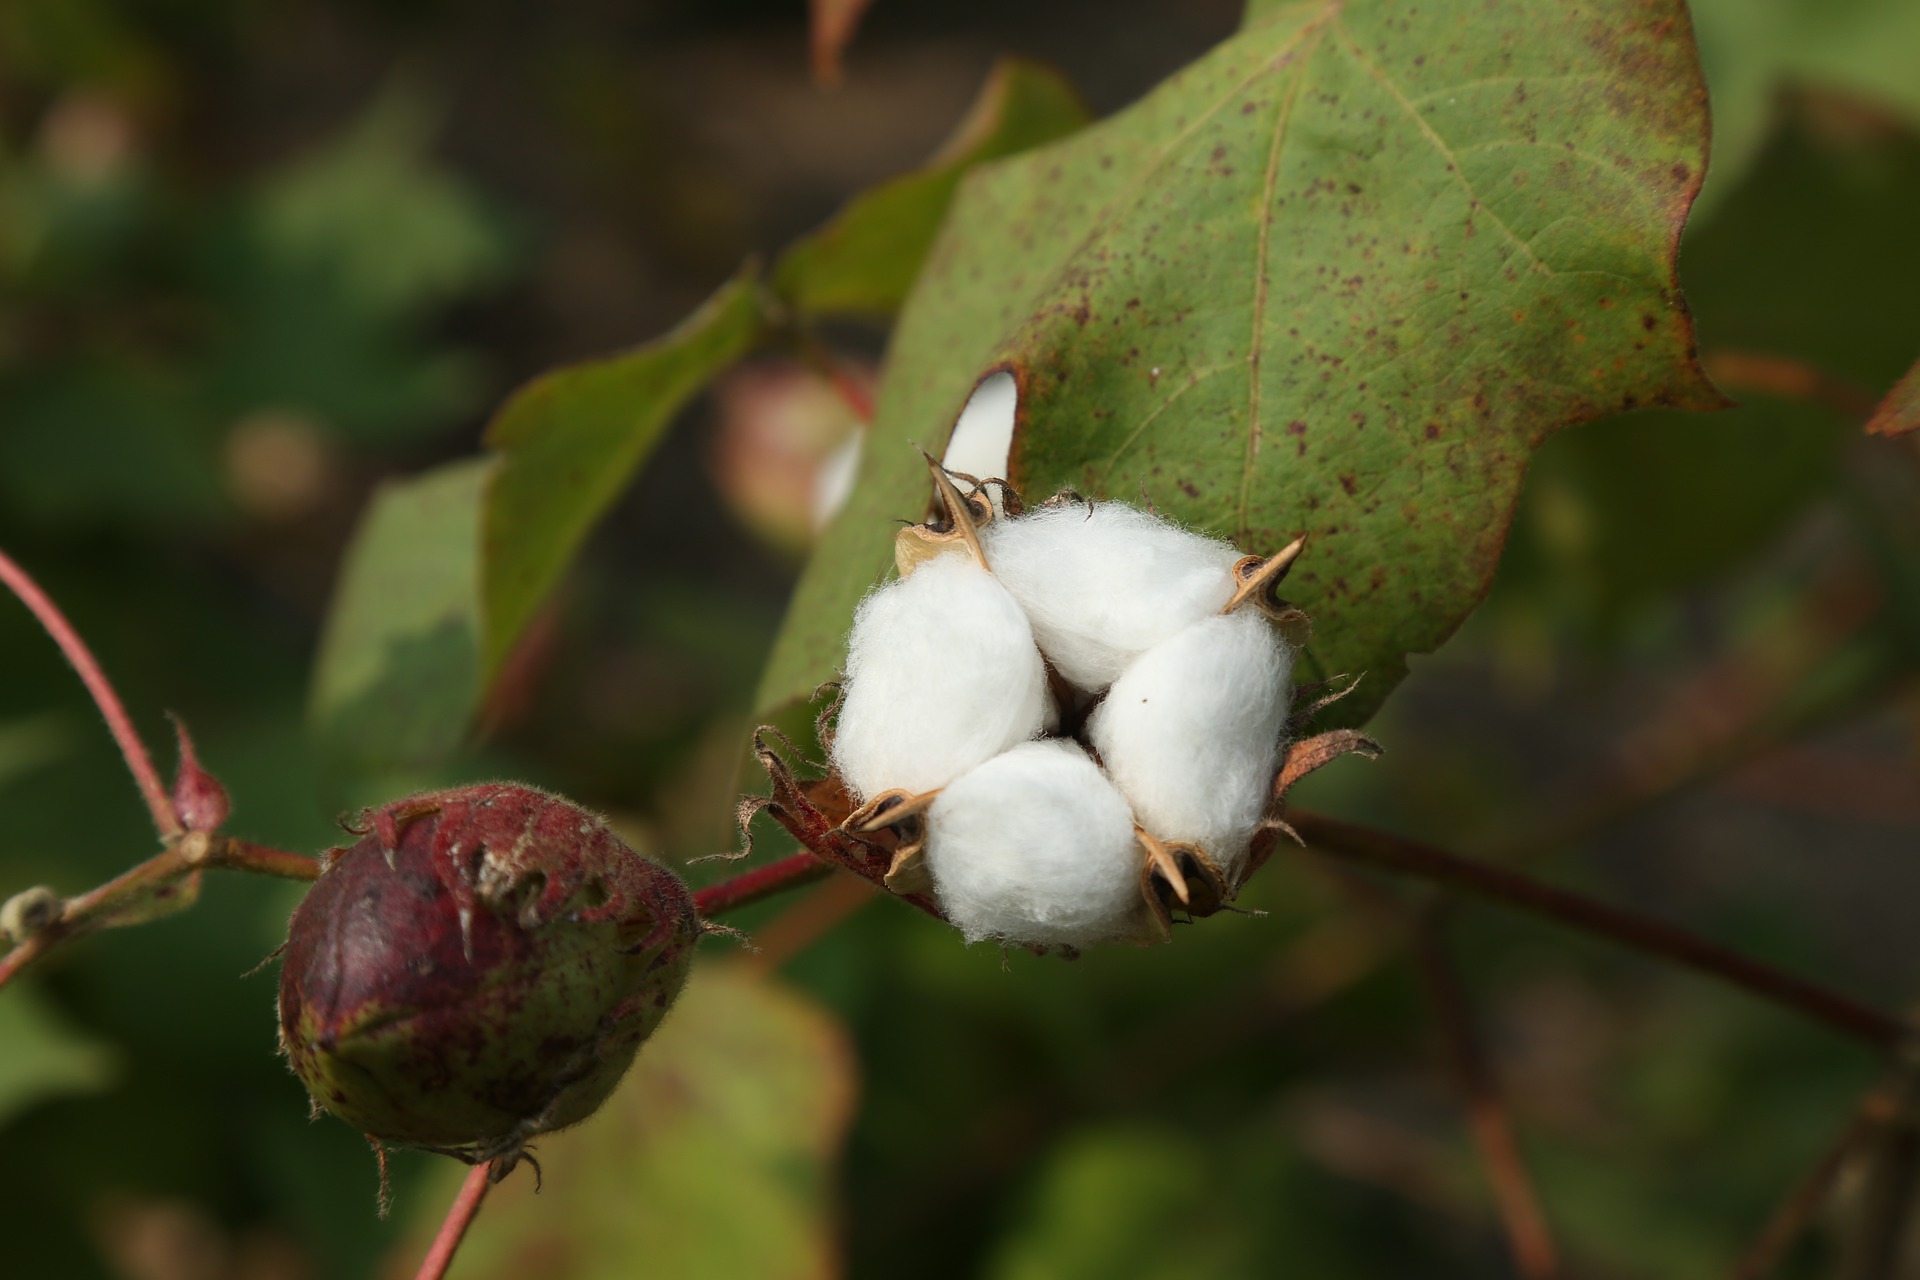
{"left": 0, "top": 836, "right": 321, "bottom": 993}
{"left": 1727, "top": 1091, "right": 1890, "bottom": 1280}
{"left": 1414, "top": 912, "right": 1562, "bottom": 1280}
{"left": 1288, "top": 811, "right": 1905, "bottom": 1051}
{"left": 1702, "top": 350, "right": 1878, "bottom": 422}
{"left": 1837, "top": 1049, "right": 1920, "bottom": 1280}
{"left": 693, "top": 852, "right": 835, "bottom": 918}
{"left": 414, "top": 1160, "right": 497, "bottom": 1280}
{"left": 0, "top": 547, "right": 180, "bottom": 837}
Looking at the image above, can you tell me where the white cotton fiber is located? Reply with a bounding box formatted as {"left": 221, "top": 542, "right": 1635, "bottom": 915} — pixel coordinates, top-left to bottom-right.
{"left": 811, "top": 427, "right": 864, "bottom": 533}
{"left": 942, "top": 371, "right": 1017, "bottom": 488}
{"left": 831, "top": 554, "right": 1049, "bottom": 801}
{"left": 1087, "top": 608, "right": 1291, "bottom": 880}
{"left": 981, "top": 502, "right": 1242, "bottom": 690}
{"left": 924, "top": 740, "right": 1143, "bottom": 947}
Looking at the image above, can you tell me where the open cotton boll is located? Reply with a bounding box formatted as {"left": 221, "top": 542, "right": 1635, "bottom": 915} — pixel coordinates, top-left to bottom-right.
{"left": 981, "top": 502, "right": 1242, "bottom": 689}
{"left": 924, "top": 740, "right": 1143, "bottom": 947}
{"left": 1087, "top": 608, "right": 1291, "bottom": 881}
{"left": 831, "top": 554, "right": 1049, "bottom": 801}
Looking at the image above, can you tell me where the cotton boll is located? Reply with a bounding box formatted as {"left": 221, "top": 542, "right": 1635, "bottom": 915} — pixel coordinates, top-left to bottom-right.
{"left": 924, "top": 740, "right": 1144, "bottom": 947}
{"left": 982, "top": 501, "right": 1242, "bottom": 689}
{"left": 831, "top": 554, "right": 1049, "bottom": 801}
{"left": 942, "top": 371, "right": 1017, "bottom": 499}
{"left": 1087, "top": 608, "right": 1291, "bottom": 881}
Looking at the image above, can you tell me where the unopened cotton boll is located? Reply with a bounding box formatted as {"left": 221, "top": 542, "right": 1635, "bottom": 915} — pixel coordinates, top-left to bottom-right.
{"left": 1087, "top": 607, "right": 1290, "bottom": 881}
{"left": 924, "top": 740, "right": 1143, "bottom": 947}
{"left": 831, "top": 554, "right": 1050, "bottom": 801}
{"left": 981, "top": 502, "right": 1242, "bottom": 689}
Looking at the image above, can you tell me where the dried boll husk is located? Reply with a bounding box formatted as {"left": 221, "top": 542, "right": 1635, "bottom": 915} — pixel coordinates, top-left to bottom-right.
{"left": 831, "top": 553, "right": 1050, "bottom": 802}
{"left": 922, "top": 740, "right": 1150, "bottom": 948}
{"left": 277, "top": 784, "right": 699, "bottom": 1165}
{"left": 1087, "top": 607, "right": 1292, "bottom": 886}
{"left": 981, "top": 501, "right": 1242, "bottom": 690}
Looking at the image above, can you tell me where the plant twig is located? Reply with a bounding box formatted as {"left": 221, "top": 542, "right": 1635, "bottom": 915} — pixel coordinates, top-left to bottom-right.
{"left": 0, "top": 835, "right": 320, "bottom": 993}
{"left": 1414, "top": 910, "right": 1562, "bottom": 1280}
{"left": 1703, "top": 350, "right": 1878, "bottom": 422}
{"left": 1288, "top": 811, "right": 1904, "bottom": 1051}
{"left": 1728, "top": 1090, "right": 1890, "bottom": 1280}
{"left": 694, "top": 853, "right": 835, "bottom": 918}
{"left": 415, "top": 1160, "right": 497, "bottom": 1280}
{"left": 0, "top": 547, "right": 179, "bottom": 837}
{"left": 1838, "top": 1046, "right": 1920, "bottom": 1280}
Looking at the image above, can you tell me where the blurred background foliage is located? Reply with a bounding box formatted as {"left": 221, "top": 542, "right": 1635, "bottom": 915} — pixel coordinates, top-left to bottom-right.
{"left": 1, "top": 1, "right": 1917, "bottom": 1278}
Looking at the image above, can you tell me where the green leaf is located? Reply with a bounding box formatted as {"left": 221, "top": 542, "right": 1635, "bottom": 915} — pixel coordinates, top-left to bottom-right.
{"left": 772, "top": 57, "right": 1091, "bottom": 319}
{"left": 250, "top": 84, "right": 513, "bottom": 321}
{"left": 480, "top": 264, "right": 763, "bottom": 678}
{"left": 0, "top": 982, "right": 118, "bottom": 1129}
{"left": 758, "top": 0, "right": 1719, "bottom": 724}
{"left": 400, "top": 963, "right": 854, "bottom": 1280}
{"left": 309, "top": 457, "right": 493, "bottom": 779}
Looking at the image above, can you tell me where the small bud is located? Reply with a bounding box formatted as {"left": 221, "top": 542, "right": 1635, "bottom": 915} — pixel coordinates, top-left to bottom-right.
{"left": 168, "top": 716, "right": 230, "bottom": 834}
{"left": 1, "top": 885, "right": 64, "bottom": 943}
{"left": 276, "top": 783, "right": 698, "bottom": 1163}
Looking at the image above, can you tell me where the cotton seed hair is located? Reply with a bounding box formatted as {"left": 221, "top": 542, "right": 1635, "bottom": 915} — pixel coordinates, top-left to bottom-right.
{"left": 923, "top": 739, "right": 1145, "bottom": 947}
{"left": 981, "top": 501, "right": 1243, "bottom": 690}
{"left": 830, "top": 552, "right": 1050, "bottom": 801}
{"left": 1087, "top": 606, "right": 1292, "bottom": 883}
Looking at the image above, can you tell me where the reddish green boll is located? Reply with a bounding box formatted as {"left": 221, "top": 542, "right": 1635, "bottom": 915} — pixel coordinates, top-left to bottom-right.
{"left": 277, "top": 783, "right": 699, "bottom": 1164}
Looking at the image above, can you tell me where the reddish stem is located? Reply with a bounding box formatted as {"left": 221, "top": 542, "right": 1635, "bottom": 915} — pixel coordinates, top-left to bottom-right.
{"left": 0, "top": 548, "right": 180, "bottom": 837}
{"left": 0, "top": 933, "right": 51, "bottom": 991}
{"left": 415, "top": 1160, "right": 496, "bottom": 1280}
{"left": 1415, "top": 914, "right": 1562, "bottom": 1279}
{"left": 1289, "top": 811, "right": 1905, "bottom": 1051}
{"left": 1703, "top": 350, "right": 1878, "bottom": 421}
{"left": 695, "top": 853, "right": 834, "bottom": 918}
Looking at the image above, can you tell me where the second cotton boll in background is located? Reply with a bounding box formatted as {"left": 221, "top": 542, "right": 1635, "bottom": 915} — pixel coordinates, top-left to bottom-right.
{"left": 923, "top": 739, "right": 1147, "bottom": 948}
{"left": 1087, "top": 606, "right": 1292, "bottom": 882}
{"left": 982, "top": 502, "right": 1244, "bottom": 690}
{"left": 831, "top": 553, "right": 1050, "bottom": 801}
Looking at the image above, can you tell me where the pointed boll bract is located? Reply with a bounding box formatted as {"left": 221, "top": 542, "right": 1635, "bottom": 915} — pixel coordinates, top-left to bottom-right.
{"left": 1087, "top": 608, "right": 1291, "bottom": 882}
{"left": 924, "top": 740, "right": 1144, "bottom": 948}
{"left": 831, "top": 554, "right": 1050, "bottom": 801}
{"left": 981, "top": 502, "right": 1241, "bottom": 689}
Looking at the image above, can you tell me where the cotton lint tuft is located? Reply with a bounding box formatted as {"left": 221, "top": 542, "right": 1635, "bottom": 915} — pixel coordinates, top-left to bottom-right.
{"left": 924, "top": 739, "right": 1143, "bottom": 947}
{"left": 831, "top": 553, "right": 1049, "bottom": 801}
{"left": 1087, "top": 607, "right": 1291, "bottom": 879}
{"left": 942, "top": 371, "right": 1018, "bottom": 493}
{"left": 981, "top": 501, "right": 1242, "bottom": 689}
